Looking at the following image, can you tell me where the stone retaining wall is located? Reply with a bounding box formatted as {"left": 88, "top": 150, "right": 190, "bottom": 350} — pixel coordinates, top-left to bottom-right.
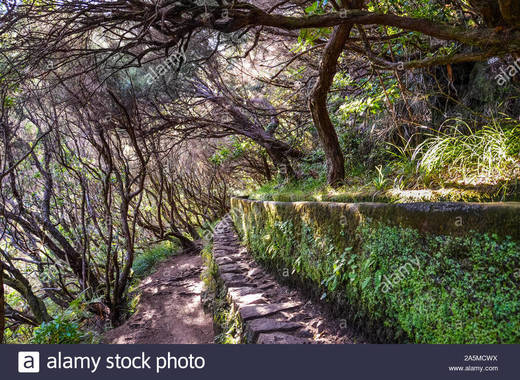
{"left": 231, "top": 198, "right": 520, "bottom": 241}
{"left": 230, "top": 197, "right": 520, "bottom": 343}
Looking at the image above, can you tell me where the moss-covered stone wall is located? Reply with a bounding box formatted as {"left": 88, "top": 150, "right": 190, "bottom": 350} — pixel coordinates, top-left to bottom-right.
{"left": 230, "top": 197, "right": 520, "bottom": 343}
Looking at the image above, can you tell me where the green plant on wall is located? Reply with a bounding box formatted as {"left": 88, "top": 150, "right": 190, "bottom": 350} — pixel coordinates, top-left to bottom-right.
{"left": 231, "top": 200, "right": 520, "bottom": 344}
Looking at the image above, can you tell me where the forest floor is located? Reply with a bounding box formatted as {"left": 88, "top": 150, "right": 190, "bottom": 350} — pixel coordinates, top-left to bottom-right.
{"left": 103, "top": 254, "right": 214, "bottom": 344}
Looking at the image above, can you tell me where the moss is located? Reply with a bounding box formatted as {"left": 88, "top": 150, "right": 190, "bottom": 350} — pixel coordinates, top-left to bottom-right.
{"left": 200, "top": 243, "right": 244, "bottom": 344}
{"left": 231, "top": 198, "right": 520, "bottom": 343}
{"left": 233, "top": 198, "right": 520, "bottom": 241}
{"left": 356, "top": 224, "right": 520, "bottom": 343}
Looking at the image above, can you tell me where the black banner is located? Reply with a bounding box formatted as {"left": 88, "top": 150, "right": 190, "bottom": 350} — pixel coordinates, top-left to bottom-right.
{"left": 2, "top": 344, "right": 517, "bottom": 380}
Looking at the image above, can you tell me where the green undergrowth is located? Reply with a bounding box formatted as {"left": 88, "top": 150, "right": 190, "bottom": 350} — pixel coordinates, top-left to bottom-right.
{"left": 32, "top": 316, "right": 83, "bottom": 344}
{"left": 247, "top": 177, "right": 520, "bottom": 203}
{"left": 132, "top": 240, "right": 179, "bottom": 279}
{"left": 200, "top": 243, "right": 243, "bottom": 344}
{"left": 30, "top": 291, "right": 104, "bottom": 344}
{"left": 247, "top": 116, "right": 520, "bottom": 204}
{"left": 232, "top": 206, "right": 520, "bottom": 343}
{"left": 413, "top": 118, "right": 520, "bottom": 185}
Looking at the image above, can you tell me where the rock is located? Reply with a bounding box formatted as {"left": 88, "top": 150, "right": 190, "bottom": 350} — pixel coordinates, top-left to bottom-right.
{"left": 214, "top": 246, "right": 239, "bottom": 256}
{"left": 239, "top": 302, "right": 302, "bottom": 320}
{"left": 258, "top": 281, "right": 276, "bottom": 290}
{"left": 256, "top": 332, "right": 308, "bottom": 344}
{"left": 221, "top": 273, "right": 252, "bottom": 287}
{"left": 210, "top": 215, "right": 361, "bottom": 345}
{"left": 227, "top": 287, "right": 259, "bottom": 298}
{"left": 219, "top": 254, "right": 245, "bottom": 262}
{"left": 178, "top": 291, "right": 197, "bottom": 296}
{"left": 234, "top": 293, "right": 267, "bottom": 306}
{"left": 219, "top": 263, "right": 249, "bottom": 274}
{"left": 215, "top": 256, "right": 234, "bottom": 265}
{"left": 247, "top": 318, "right": 302, "bottom": 342}
{"left": 316, "top": 320, "right": 326, "bottom": 333}
{"left": 247, "top": 267, "right": 263, "bottom": 279}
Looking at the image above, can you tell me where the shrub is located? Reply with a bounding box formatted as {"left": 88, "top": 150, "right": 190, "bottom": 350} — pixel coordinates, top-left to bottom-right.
{"left": 32, "top": 316, "right": 82, "bottom": 344}
{"left": 339, "top": 127, "right": 389, "bottom": 176}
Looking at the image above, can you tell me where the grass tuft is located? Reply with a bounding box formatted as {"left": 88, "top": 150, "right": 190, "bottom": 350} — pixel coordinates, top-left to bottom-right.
{"left": 132, "top": 240, "right": 179, "bottom": 279}
{"left": 413, "top": 117, "right": 520, "bottom": 185}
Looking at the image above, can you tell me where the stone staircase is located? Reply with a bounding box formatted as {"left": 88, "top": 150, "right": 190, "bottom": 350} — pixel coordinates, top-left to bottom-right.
{"left": 211, "top": 216, "right": 362, "bottom": 344}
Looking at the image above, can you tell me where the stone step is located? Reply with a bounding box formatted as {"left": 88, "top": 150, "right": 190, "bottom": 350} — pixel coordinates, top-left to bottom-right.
{"left": 219, "top": 263, "right": 250, "bottom": 274}
{"left": 256, "top": 332, "right": 309, "bottom": 344}
{"left": 239, "top": 302, "right": 302, "bottom": 320}
{"left": 233, "top": 293, "right": 267, "bottom": 307}
{"left": 208, "top": 216, "right": 352, "bottom": 345}
{"left": 246, "top": 318, "right": 302, "bottom": 342}
{"left": 221, "top": 273, "right": 253, "bottom": 287}
{"left": 227, "top": 287, "right": 261, "bottom": 298}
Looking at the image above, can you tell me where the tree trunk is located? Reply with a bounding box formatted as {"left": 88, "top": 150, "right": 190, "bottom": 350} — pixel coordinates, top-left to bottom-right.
{"left": 262, "top": 154, "right": 272, "bottom": 181}
{"left": 309, "top": 24, "right": 352, "bottom": 186}
{"left": 265, "top": 147, "right": 297, "bottom": 179}
{"left": 498, "top": 0, "right": 520, "bottom": 27}
{"left": 3, "top": 268, "right": 51, "bottom": 324}
{"left": 469, "top": 0, "right": 520, "bottom": 27}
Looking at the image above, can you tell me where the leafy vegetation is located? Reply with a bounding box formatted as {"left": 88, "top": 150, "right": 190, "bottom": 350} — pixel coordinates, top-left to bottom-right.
{"left": 32, "top": 317, "right": 82, "bottom": 344}
{"left": 233, "top": 203, "right": 520, "bottom": 343}
{"left": 249, "top": 115, "right": 520, "bottom": 203}
{"left": 132, "top": 241, "right": 179, "bottom": 279}
{"left": 414, "top": 118, "right": 520, "bottom": 185}
{"left": 356, "top": 224, "right": 520, "bottom": 343}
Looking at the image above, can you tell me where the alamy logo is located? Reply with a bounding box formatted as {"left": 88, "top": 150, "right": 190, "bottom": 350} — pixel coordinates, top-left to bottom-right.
{"left": 18, "top": 352, "right": 40, "bottom": 373}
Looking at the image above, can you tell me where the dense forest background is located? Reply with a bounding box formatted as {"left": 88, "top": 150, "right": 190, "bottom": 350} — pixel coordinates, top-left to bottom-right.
{"left": 0, "top": 0, "right": 519, "bottom": 343}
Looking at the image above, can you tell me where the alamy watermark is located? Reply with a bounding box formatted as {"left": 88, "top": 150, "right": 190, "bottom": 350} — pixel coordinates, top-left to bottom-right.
{"left": 144, "top": 50, "right": 186, "bottom": 85}
{"left": 381, "top": 256, "right": 421, "bottom": 293}
{"left": 494, "top": 57, "right": 520, "bottom": 86}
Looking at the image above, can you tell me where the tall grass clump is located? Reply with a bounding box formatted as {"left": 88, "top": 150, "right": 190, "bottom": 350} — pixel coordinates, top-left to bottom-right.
{"left": 413, "top": 117, "right": 520, "bottom": 184}
{"left": 132, "top": 240, "right": 179, "bottom": 278}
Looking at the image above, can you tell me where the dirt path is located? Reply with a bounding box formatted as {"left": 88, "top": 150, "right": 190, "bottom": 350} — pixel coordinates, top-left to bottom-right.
{"left": 103, "top": 254, "right": 214, "bottom": 344}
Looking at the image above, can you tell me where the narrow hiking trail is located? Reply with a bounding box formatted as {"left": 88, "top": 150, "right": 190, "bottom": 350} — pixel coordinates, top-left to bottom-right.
{"left": 104, "top": 218, "right": 365, "bottom": 344}
{"left": 103, "top": 254, "right": 214, "bottom": 344}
